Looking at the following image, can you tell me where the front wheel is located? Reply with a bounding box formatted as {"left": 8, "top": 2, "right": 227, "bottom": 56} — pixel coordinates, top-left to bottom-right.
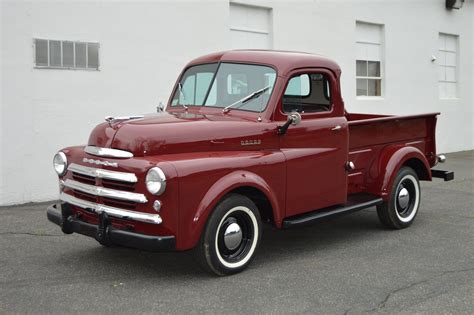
{"left": 377, "top": 167, "right": 421, "bottom": 229}
{"left": 194, "top": 194, "right": 262, "bottom": 276}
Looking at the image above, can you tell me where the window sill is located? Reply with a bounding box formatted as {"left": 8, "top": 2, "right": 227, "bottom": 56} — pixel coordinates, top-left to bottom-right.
{"left": 34, "top": 66, "right": 100, "bottom": 71}
{"left": 356, "top": 96, "right": 384, "bottom": 101}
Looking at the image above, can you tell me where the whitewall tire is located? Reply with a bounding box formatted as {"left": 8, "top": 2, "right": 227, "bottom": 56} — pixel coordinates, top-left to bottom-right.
{"left": 377, "top": 167, "right": 421, "bottom": 229}
{"left": 194, "top": 194, "right": 262, "bottom": 276}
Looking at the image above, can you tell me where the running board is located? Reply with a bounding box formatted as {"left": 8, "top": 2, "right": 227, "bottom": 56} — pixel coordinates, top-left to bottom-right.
{"left": 282, "top": 193, "right": 383, "bottom": 229}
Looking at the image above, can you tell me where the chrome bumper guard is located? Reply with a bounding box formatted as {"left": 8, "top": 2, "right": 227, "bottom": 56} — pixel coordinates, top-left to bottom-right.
{"left": 431, "top": 169, "right": 454, "bottom": 181}
{"left": 60, "top": 192, "right": 162, "bottom": 224}
{"left": 46, "top": 203, "right": 175, "bottom": 252}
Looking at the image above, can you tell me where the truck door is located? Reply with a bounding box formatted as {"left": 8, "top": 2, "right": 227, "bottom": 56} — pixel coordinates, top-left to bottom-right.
{"left": 278, "top": 69, "right": 348, "bottom": 217}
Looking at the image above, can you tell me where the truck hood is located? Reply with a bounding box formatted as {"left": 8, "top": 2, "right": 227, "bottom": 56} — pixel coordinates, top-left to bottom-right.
{"left": 88, "top": 111, "right": 272, "bottom": 157}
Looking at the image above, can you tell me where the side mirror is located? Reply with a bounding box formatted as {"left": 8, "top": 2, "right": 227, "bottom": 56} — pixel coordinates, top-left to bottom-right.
{"left": 157, "top": 101, "right": 165, "bottom": 113}
{"left": 289, "top": 112, "right": 301, "bottom": 125}
{"left": 278, "top": 112, "right": 301, "bottom": 135}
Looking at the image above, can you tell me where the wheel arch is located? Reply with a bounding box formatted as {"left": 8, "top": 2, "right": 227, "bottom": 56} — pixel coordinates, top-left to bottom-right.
{"left": 372, "top": 146, "right": 431, "bottom": 200}
{"left": 188, "top": 170, "right": 282, "bottom": 249}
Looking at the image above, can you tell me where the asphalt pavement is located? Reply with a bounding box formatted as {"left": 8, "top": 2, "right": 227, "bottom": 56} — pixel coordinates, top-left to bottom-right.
{"left": 1, "top": 151, "right": 473, "bottom": 314}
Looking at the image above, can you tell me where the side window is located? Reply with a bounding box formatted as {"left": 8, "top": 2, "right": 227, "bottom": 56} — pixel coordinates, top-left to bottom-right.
{"left": 285, "top": 74, "right": 310, "bottom": 96}
{"left": 283, "top": 73, "right": 331, "bottom": 113}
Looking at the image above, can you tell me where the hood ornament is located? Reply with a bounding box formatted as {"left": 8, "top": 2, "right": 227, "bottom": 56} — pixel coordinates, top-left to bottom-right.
{"left": 104, "top": 115, "right": 144, "bottom": 127}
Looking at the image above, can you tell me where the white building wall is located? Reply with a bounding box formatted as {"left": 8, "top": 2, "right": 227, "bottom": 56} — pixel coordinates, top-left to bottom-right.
{"left": 1, "top": 0, "right": 473, "bottom": 205}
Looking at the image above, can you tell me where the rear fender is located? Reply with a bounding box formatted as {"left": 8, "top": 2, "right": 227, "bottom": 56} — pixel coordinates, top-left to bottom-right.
{"left": 371, "top": 146, "right": 431, "bottom": 200}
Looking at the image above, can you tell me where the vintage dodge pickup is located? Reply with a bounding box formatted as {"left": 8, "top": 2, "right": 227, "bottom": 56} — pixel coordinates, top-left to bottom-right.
{"left": 47, "top": 50, "right": 453, "bottom": 275}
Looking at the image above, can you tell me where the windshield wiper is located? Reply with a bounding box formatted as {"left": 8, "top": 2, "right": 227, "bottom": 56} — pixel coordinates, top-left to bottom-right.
{"left": 222, "top": 85, "right": 271, "bottom": 113}
{"left": 178, "top": 83, "right": 189, "bottom": 110}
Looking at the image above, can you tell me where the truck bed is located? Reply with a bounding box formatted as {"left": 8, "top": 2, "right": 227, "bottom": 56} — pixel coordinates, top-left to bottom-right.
{"left": 346, "top": 112, "right": 439, "bottom": 194}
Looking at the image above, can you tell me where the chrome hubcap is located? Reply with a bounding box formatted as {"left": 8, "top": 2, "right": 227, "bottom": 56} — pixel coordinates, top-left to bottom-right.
{"left": 398, "top": 187, "right": 410, "bottom": 209}
{"left": 223, "top": 222, "right": 242, "bottom": 251}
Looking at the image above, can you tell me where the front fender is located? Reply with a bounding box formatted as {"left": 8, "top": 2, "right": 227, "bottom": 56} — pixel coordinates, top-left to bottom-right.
{"left": 370, "top": 145, "right": 431, "bottom": 200}
{"left": 185, "top": 170, "right": 282, "bottom": 249}
{"left": 164, "top": 151, "right": 286, "bottom": 250}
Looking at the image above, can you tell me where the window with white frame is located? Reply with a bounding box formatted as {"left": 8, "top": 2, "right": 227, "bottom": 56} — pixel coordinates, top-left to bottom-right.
{"left": 438, "top": 33, "right": 458, "bottom": 99}
{"left": 229, "top": 3, "right": 272, "bottom": 49}
{"left": 34, "top": 38, "right": 99, "bottom": 70}
{"left": 355, "top": 22, "right": 383, "bottom": 97}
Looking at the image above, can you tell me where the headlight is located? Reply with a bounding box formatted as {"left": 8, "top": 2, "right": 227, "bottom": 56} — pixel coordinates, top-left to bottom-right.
{"left": 146, "top": 167, "right": 166, "bottom": 195}
{"left": 53, "top": 152, "right": 68, "bottom": 176}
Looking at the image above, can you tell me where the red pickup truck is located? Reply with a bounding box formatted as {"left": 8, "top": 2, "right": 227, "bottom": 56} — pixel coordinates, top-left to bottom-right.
{"left": 47, "top": 50, "right": 453, "bottom": 275}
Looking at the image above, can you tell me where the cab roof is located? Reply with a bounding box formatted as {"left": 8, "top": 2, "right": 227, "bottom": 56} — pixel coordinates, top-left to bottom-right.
{"left": 186, "top": 50, "right": 341, "bottom": 77}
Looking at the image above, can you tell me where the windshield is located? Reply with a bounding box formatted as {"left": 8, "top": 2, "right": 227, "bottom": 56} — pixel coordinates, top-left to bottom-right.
{"left": 171, "top": 63, "right": 277, "bottom": 112}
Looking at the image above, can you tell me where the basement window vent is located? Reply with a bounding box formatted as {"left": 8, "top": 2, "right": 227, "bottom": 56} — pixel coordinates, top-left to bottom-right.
{"left": 34, "top": 38, "right": 99, "bottom": 70}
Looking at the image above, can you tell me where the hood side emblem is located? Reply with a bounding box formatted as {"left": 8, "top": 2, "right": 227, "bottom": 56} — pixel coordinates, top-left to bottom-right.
{"left": 241, "top": 139, "right": 261, "bottom": 146}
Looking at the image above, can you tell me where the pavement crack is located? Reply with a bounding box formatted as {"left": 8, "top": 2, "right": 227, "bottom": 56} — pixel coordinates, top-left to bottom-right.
{"left": 0, "top": 231, "right": 65, "bottom": 237}
{"left": 366, "top": 267, "right": 474, "bottom": 313}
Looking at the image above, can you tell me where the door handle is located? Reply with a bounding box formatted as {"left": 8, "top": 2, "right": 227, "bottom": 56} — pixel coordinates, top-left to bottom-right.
{"left": 331, "top": 125, "right": 342, "bottom": 131}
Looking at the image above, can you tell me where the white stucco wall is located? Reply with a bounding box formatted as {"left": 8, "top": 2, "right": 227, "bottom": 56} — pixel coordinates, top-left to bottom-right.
{"left": 1, "top": 0, "right": 473, "bottom": 205}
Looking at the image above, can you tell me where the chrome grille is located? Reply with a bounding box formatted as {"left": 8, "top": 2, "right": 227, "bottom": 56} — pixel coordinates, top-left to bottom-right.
{"left": 61, "top": 163, "right": 161, "bottom": 224}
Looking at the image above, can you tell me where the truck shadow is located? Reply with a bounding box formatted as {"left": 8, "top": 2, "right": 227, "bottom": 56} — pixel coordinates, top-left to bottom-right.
{"left": 67, "top": 208, "right": 387, "bottom": 279}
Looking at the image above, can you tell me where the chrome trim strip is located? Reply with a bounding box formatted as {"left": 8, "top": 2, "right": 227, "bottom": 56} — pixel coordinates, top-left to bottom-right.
{"left": 69, "top": 163, "right": 137, "bottom": 183}
{"left": 64, "top": 179, "right": 147, "bottom": 203}
{"left": 60, "top": 192, "right": 161, "bottom": 224}
{"left": 84, "top": 146, "right": 133, "bottom": 159}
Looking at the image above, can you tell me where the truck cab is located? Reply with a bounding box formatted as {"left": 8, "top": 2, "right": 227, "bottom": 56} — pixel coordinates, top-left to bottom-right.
{"left": 47, "top": 50, "right": 453, "bottom": 275}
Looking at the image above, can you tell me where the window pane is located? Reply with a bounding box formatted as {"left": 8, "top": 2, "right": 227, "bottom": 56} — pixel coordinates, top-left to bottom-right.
{"left": 368, "top": 61, "right": 380, "bottom": 77}
{"left": 206, "top": 81, "right": 217, "bottom": 105}
{"left": 367, "top": 44, "right": 380, "bottom": 61}
{"left": 438, "top": 51, "right": 446, "bottom": 66}
{"left": 445, "top": 52, "right": 456, "bottom": 66}
{"left": 356, "top": 60, "right": 367, "bottom": 76}
{"left": 357, "top": 79, "right": 367, "bottom": 96}
{"left": 445, "top": 67, "right": 456, "bottom": 82}
{"left": 87, "top": 43, "right": 99, "bottom": 69}
{"left": 180, "top": 75, "right": 195, "bottom": 105}
{"left": 285, "top": 74, "right": 310, "bottom": 96}
{"left": 445, "top": 35, "right": 457, "bottom": 51}
{"left": 227, "top": 73, "right": 248, "bottom": 95}
{"left": 439, "top": 82, "right": 447, "bottom": 99}
{"left": 35, "top": 39, "right": 48, "bottom": 66}
{"left": 49, "top": 40, "right": 61, "bottom": 67}
{"left": 196, "top": 73, "right": 214, "bottom": 104}
{"left": 367, "top": 79, "right": 381, "bottom": 96}
{"left": 75, "top": 42, "right": 86, "bottom": 68}
{"left": 438, "top": 34, "right": 446, "bottom": 50}
{"left": 445, "top": 82, "right": 456, "bottom": 98}
{"left": 62, "top": 41, "right": 74, "bottom": 67}
{"left": 438, "top": 65, "right": 446, "bottom": 81}
{"left": 356, "top": 43, "right": 367, "bottom": 60}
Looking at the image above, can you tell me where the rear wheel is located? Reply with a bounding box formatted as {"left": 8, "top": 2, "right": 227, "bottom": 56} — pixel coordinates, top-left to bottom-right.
{"left": 194, "top": 194, "right": 262, "bottom": 276}
{"left": 377, "top": 167, "right": 421, "bottom": 229}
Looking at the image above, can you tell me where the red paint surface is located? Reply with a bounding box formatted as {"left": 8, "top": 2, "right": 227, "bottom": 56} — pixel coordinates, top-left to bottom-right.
{"left": 58, "top": 50, "right": 439, "bottom": 250}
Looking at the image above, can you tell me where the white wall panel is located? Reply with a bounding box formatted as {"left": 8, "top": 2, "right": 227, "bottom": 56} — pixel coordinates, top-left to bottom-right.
{"left": 1, "top": 0, "right": 473, "bottom": 205}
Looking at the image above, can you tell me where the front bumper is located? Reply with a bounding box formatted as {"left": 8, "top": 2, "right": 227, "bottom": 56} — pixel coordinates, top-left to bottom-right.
{"left": 47, "top": 203, "right": 175, "bottom": 251}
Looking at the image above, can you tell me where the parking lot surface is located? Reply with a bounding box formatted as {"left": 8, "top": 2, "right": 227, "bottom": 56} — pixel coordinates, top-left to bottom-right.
{"left": 1, "top": 151, "right": 473, "bottom": 314}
